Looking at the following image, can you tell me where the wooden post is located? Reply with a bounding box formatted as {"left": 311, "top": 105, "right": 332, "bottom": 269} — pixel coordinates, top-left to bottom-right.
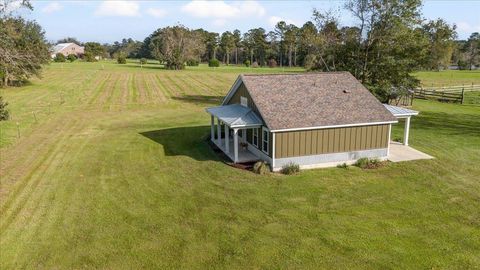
{"left": 461, "top": 87, "right": 465, "bottom": 104}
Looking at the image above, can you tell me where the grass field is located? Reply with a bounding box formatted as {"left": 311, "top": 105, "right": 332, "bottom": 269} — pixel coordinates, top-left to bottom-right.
{"left": 1, "top": 61, "right": 479, "bottom": 269}
{"left": 414, "top": 69, "right": 480, "bottom": 87}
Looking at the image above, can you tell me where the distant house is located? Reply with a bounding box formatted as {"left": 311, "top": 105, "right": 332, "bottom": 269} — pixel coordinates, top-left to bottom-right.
{"left": 51, "top": 43, "right": 84, "bottom": 58}
{"left": 206, "top": 72, "right": 420, "bottom": 171}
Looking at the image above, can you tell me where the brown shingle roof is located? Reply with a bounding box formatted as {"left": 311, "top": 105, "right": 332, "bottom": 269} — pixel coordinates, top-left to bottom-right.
{"left": 229, "top": 72, "right": 397, "bottom": 131}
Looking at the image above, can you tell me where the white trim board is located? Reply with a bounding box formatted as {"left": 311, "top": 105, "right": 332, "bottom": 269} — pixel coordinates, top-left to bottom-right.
{"left": 270, "top": 120, "right": 397, "bottom": 133}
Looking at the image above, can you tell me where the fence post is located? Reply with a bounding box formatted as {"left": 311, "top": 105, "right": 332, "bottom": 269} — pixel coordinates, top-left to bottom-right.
{"left": 461, "top": 87, "right": 465, "bottom": 104}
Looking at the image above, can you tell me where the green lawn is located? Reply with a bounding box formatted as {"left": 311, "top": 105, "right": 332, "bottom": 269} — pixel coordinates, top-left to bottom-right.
{"left": 414, "top": 69, "right": 480, "bottom": 87}
{"left": 1, "top": 62, "right": 479, "bottom": 269}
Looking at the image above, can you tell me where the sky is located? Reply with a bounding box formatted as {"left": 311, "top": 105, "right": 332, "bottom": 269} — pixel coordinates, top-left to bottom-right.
{"left": 16, "top": 0, "right": 480, "bottom": 43}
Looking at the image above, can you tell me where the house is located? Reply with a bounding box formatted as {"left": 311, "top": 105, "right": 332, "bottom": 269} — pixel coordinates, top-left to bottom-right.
{"left": 51, "top": 43, "right": 84, "bottom": 59}
{"left": 206, "top": 72, "right": 421, "bottom": 171}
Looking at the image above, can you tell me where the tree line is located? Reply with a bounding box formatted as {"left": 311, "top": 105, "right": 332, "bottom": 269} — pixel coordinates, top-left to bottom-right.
{"left": 1, "top": 0, "right": 479, "bottom": 102}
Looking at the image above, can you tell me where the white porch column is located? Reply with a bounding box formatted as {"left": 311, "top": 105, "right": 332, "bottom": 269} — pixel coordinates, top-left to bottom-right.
{"left": 233, "top": 128, "right": 239, "bottom": 163}
{"left": 225, "top": 125, "right": 230, "bottom": 153}
{"left": 217, "top": 118, "right": 221, "bottom": 144}
{"left": 404, "top": 117, "right": 411, "bottom": 146}
{"left": 210, "top": 115, "right": 215, "bottom": 142}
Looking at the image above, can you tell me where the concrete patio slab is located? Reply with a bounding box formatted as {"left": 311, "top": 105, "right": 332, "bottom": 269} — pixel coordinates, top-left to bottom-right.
{"left": 388, "top": 142, "right": 434, "bottom": 162}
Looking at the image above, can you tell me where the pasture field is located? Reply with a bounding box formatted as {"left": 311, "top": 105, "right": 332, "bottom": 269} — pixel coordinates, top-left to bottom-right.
{"left": 413, "top": 69, "right": 480, "bottom": 87}
{"left": 1, "top": 61, "right": 479, "bottom": 269}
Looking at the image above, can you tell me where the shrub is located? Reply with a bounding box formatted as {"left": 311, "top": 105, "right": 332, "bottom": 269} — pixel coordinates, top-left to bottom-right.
{"left": 267, "top": 58, "right": 277, "bottom": 68}
{"left": 208, "top": 58, "right": 220, "bottom": 67}
{"left": 337, "top": 163, "right": 349, "bottom": 169}
{"left": 280, "top": 162, "right": 300, "bottom": 175}
{"left": 139, "top": 58, "right": 148, "bottom": 65}
{"left": 253, "top": 161, "right": 269, "bottom": 175}
{"left": 0, "top": 96, "right": 10, "bottom": 121}
{"left": 393, "top": 137, "right": 402, "bottom": 143}
{"left": 186, "top": 59, "right": 199, "bottom": 66}
{"left": 244, "top": 59, "right": 251, "bottom": 67}
{"left": 117, "top": 55, "right": 127, "bottom": 64}
{"left": 251, "top": 61, "right": 259, "bottom": 68}
{"left": 84, "top": 52, "right": 97, "bottom": 62}
{"left": 354, "top": 158, "right": 385, "bottom": 169}
{"left": 67, "top": 54, "right": 77, "bottom": 62}
{"left": 54, "top": 53, "right": 66, "bottom": 62}
{"left": 457, "top": 59, "right": 468, "bottom": 70}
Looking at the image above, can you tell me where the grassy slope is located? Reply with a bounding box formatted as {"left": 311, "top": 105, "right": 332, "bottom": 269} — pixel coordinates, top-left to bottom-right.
{"left": 0, "top": 62, "right": 479, "bottom": 269}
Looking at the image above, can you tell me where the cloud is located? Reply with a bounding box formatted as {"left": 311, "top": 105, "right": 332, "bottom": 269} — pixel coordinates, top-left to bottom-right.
{"left": 42, "top": 2, "right": 62, "bottom": 13}
{"left": 146, "top": 8, "right": 166, "bottom": 18}
{"left": 181, "top": 0, "right": 265, "bottom": 19}
{"left": 213, "top": 19, "right": 227, "bottom": 27}
{"left": 456, "top": 22, "right": 480, "bottom": 34}
{"left": 2, "top": 0, "right": 23, "bottom": 13}
{"left": 268, "top": 16, "right": 299, "bottom": 27}
{"left": 95, "top": 1, "right": 140, "bottom": 17}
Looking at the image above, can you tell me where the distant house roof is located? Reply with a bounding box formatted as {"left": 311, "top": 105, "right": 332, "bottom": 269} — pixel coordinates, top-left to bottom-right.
{"left": 52, "top": 43, "right": 83, "bottom": 54}
{"left": 223, "top": 72, "right": 397, "bottom": 131}
{"left": 207, "top": 104, "right": 262, "bottom": 128}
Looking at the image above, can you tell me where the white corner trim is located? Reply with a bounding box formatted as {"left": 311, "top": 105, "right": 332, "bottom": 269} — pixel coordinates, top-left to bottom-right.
{"left": 272, "top": 132, "right": 276, "bottom": 169}
{"left": 387, "top": 124, "right": 392, "bottom": 156}
{"left": 270, "top": 120, "right": 398, "bottom": 133}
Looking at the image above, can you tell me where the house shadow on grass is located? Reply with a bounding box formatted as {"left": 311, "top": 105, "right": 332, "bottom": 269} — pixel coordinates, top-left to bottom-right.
{"left": 414, "top": 110, "right": 480, "bottom": 137}
{"left": 139, "top": 126, "right": 219, "bottom": 161}
{"left": 171, "top": 95, "right": 223, "bottom": 106}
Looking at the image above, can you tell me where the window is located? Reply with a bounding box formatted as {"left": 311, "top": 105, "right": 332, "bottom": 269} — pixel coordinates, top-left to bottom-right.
{"left": 240, "top": 96, "right": 248, "bottom": 107}
{"left": 252, "top": 128, "right": 259, "bottom": 147}
{"left": 262, "top": 127, "right": 269, "bottom": 153}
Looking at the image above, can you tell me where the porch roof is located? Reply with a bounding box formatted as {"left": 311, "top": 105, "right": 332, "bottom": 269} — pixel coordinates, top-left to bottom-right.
{"left": 206, "top": 104, "right": 263, "bottom": 128}
{"left": 383, "top": 104, "right": 419, "bottom": 118}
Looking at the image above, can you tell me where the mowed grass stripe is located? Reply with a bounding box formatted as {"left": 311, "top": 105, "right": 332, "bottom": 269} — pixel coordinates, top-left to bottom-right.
{"left": 204, "top": 73, "right": 235, "bottom": 90}
{"left": 94, "top": 73, "right": 119, "bottom": 107}
{"left": 1, "top": 121, "right": 98, "bottom": 254}
{"left": 135, "top": 73, "right": 148, "bottom": 104}
{"left": 172, "top": 73, "right": 203, "bottom": 96}
{"left": 129, "top": 73, "right": 139, "bottom": 104}
{"left": 145, "top": 73, "right": 167, "bottom": 103}
{"left": 87, "top": 73, "right": 112, "bottom": 105}
{"left": 155, "top": 74, "right": 181, "bottom": 97}
{"left": 153, "top": 74, "right": 174, "bottom": 99}
{"left": 0, "top": 113, "right": 82, "bottom": 201}
{"left": 0, "top": 117, "right": 83, "bottom": 232}
{"left": 164, "top": 74, "right": 187, "bottom": 96}
{"left": 121, "top": 73, "right": 131, "bottom": 108}
{"left": 184, "top": 74, "right": 223, "bottom": 96}
{"left": 0, "top": 112, "right": 77, "bottom": 185}
{"left": 105, "top": 73, "right": 121, "bottom": 109}
{"left": 108, "top": 72, "right": 128, "bottom": 109}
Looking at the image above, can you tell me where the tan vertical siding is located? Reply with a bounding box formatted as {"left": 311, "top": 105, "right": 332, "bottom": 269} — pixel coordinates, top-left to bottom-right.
{"left": 274, "top": 124, "right": 390, "bottom": 158}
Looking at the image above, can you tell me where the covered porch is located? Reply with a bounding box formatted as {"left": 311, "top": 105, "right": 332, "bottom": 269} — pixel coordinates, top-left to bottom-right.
{"left": 384, "top": 104, "right": 434, "bottom": 162}
{"left": 384, "top": 104, "right": 418, "bottom": 146}
{"left": 206, "top": 104, "right": 262, "bottom": 163}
